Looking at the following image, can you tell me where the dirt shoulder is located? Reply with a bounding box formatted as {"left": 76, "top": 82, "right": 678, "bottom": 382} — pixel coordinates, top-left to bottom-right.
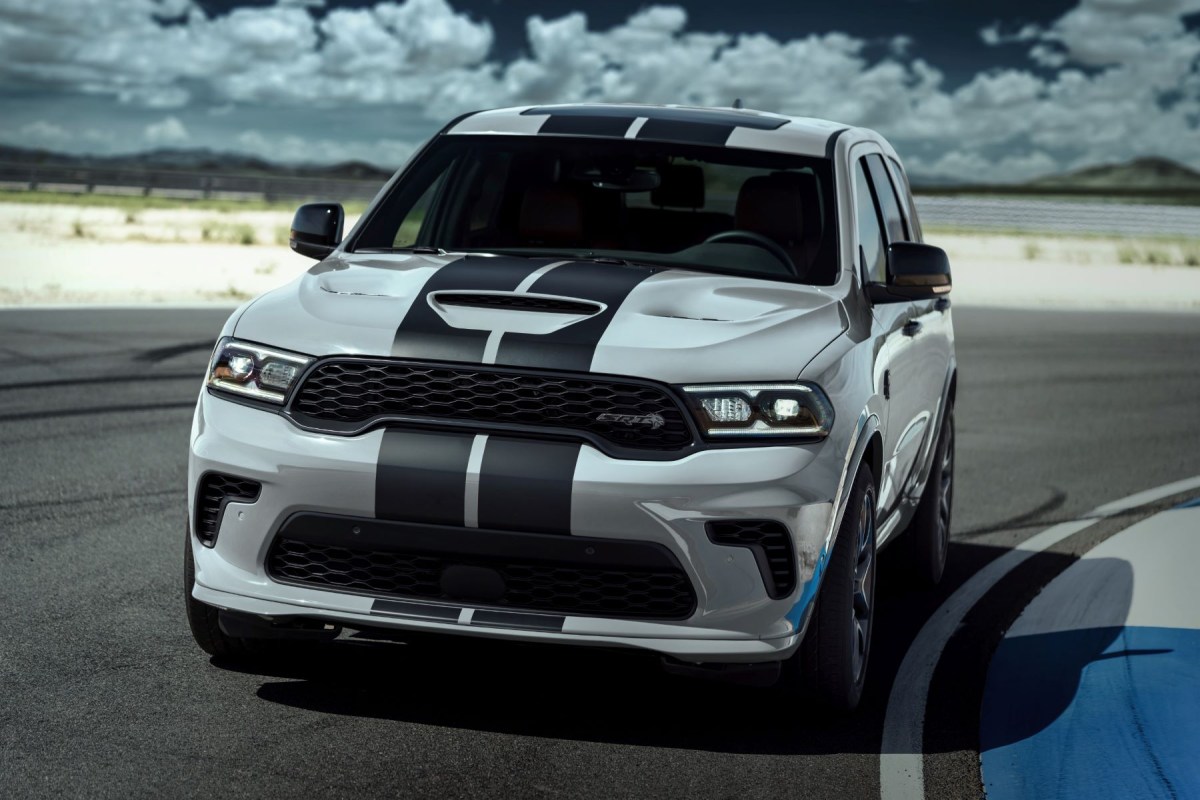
{"left": 0, "top": 202, "right": 1197, "bottom": 310}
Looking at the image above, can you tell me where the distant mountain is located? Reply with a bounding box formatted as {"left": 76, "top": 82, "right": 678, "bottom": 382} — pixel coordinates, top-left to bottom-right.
{"left": 1028, "top": 157, "right": 1200, "bottom": 190}
{"left": 0, "top": 144, "right": 394, "bottom": 183}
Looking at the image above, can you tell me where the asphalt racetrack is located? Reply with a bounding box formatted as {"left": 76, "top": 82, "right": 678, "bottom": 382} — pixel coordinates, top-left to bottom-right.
{"left": 2, "top": 305, "right": 1199, "bottom": 798}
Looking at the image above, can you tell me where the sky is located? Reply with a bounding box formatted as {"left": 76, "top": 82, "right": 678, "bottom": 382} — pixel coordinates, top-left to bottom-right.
{"left": 0, "top": 0, "right": 1199, "bottom": 182}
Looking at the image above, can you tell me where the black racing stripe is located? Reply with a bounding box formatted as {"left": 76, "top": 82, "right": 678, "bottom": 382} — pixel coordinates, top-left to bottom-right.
{"left": 636, "top": 118, "right": 736, "bottom": 145}
{"left": 824, "top": 127, "right": 849, "bottom": 159}
{"left": 539, "top": 114, "right": 636, "bottom": 137}
{"left": 476, "top": 437, "right": 581, "bottom": 535}
{"left": 523, "top": 105, "right": 788, "bottom": 130}
{"left": 493, "top": 261, "right": 655, "bottom": 371}
{"left": 391, "top": 256, "right": 549, "bottom": 363}
{"left": 376, "top": 429, "right": 474, "bottom": 525}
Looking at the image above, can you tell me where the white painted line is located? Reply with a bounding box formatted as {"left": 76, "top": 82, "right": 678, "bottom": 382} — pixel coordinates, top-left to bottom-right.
{"left": 458, "top": 608, "right": 475, "bottom": 625}
{"left": 481, "top": 260, "right": 572, "bottom": 363}
{"left": 481, "top": 330, "right": 504, "bottom": 364}
{"left": 879, "top": 474, "right": 1200, "bottom": 800}
{"left": 625, "top": 117, "right": 648, "bottom": 139}
{"left": 514, "top": 259, "right": 571, "bottom": 293}
{"left": 463, "top": 434, "right": 488, "bottom": 528}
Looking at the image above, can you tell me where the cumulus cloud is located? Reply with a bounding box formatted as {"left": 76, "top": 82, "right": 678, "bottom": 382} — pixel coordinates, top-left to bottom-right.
{"left": 143, "top": 116, "right": 190, "bottom": 146}
{"left": 0, "top": 0, "right": 1198, "bottom": 179}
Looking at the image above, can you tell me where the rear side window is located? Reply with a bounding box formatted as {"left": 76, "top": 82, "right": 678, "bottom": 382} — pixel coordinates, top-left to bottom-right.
{"left": 866, "top": 154, "right": 909, "bottom": 243}
{"left": 887, "top": 157, "right": 923, "bottom": 242}
{"left": 854, "top": 160, "right": 887, "bottom": 284}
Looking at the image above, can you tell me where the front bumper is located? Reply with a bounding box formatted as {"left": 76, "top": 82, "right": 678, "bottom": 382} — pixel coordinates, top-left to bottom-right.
{"left": 188, "top": 392, "right": 842, "bottom": 662}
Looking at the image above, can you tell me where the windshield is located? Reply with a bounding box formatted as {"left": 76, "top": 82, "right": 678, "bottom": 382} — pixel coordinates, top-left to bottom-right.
{"left": 352, "top": 135, "right": 838, "bottom": 285}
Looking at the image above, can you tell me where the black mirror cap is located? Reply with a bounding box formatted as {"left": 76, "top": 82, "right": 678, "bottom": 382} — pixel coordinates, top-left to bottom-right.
{"left": 290, "top": 203, "right": 344, "bottom": 260}
{"left": 870, "top": 241, "right": 952, "bottom": 303}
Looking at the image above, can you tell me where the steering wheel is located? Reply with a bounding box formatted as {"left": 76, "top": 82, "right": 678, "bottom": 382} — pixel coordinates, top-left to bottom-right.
{"left": 703, "top": 230, "right": 794, "bottom": 271}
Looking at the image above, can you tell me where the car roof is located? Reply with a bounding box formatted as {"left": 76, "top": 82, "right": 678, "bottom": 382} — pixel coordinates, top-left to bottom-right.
{"left": 444, "top": 103, "right": 890, "bottom": 160}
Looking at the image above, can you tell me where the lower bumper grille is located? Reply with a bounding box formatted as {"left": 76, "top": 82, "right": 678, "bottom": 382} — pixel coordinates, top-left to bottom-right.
{"left": 266, "top": 513, "right": 697, "bottom": 620}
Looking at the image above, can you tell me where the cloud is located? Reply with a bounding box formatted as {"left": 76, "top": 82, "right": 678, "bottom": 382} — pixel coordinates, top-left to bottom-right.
{"left": 0, "top": 0, "right": 1198, "bottom": 179}
{"left": 143, "top": 116, "right": 190, "bottom": 146}
{"left": 234, "top": 129, "right": 416, "bottom": 165}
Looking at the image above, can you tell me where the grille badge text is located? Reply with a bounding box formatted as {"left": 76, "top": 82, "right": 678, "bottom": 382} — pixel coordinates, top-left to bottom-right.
{"left": 596, "top": 412, "right": 666, "bottom": 430}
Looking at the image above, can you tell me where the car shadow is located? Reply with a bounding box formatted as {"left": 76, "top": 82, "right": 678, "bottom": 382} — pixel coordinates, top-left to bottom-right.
{"left": 216, "top": 540, "right": 1129, "bottom": 756}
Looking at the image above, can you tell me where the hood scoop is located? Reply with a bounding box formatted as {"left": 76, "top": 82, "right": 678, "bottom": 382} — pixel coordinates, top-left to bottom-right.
{"left": 432, "top": 291, "right": 603, "bottom": 316}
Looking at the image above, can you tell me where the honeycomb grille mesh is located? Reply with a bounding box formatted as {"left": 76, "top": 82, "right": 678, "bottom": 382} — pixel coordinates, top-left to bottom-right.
{"left": 195, "top": 473, "right": 261, "bottom": 547}
{"left": 289, "top": 360, "right": 694, "bottom": 450}
{"left": 267, "top": 537, "right": 696, "bottom": 619}
{"left": 706, "top": 519, "right": 796, "bottom": 597}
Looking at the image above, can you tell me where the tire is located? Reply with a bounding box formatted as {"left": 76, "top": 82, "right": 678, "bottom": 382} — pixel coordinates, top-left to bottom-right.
{"left": 183, "top": 531, "right": 251, "bottom": 659}
{"left": 781, "top": 466, "right": 877, "bottom": 713}
{"left": 907, "top": 405, "right": 955, "bottom": 586}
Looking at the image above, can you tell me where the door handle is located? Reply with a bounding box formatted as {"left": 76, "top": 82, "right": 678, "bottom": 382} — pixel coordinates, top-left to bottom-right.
{"left": 902, "top": 320, "right": 922, "bottom": 337}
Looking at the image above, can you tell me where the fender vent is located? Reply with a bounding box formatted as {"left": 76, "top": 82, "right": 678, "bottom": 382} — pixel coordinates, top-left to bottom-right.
{"left": 706, "top": 519, "right": 796, "bottom": 598}
{"left": 195, "top": 473, "right": 261, "bottom": 547}
{"left": 434, "top": 293, "right": 602, "bottom": 315}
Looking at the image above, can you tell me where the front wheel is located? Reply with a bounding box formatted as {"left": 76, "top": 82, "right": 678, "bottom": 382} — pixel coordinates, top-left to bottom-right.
{"left": 183, "top": 531, "right": 252, "bottom": 658}
{"left": 780, "top": 466, "right": 877, "bottom": 712}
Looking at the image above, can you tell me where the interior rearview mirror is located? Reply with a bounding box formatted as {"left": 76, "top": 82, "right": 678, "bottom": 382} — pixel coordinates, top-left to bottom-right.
{"left": 290, "top": 203, "right": 344, "bottom": 260}
{"left": 867, "top": 241, "right": 952, "bottom": 304}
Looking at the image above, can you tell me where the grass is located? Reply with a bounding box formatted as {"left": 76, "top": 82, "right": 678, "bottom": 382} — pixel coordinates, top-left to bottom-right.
{"left": 0, "top": 189, "right": 368, "bottom": 215}
{"left": 200, "top": 221, "right": 258, "bottom": 245}
{"left": 1116, "top": 240, "right": 1200, "bottom": 267}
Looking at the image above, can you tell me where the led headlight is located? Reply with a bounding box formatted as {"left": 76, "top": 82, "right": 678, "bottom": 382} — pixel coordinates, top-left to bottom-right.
{"left": 206, "top": 338, "right": 313, "bottom": 404}
{"left": 681, "top": 383, "right": 834, "bottom": 439}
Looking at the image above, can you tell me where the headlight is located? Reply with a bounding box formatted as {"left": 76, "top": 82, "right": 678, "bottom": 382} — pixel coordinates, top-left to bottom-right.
{"left": 680, "top": 383, "right": 834, "bottom": 439}
{"left": 206, "top": 338, "right": 313, "bottom": 404}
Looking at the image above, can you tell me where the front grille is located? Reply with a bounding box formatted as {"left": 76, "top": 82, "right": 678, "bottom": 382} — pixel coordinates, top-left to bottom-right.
{"left": 195, "top": 473, "right": 261, "bottom": 547}
{"left": 434, "top": 293, "right": 602, "bottom": 315}
{"left": 267, "top": 537, "right": 696, "bottom": 619}
{"left": 706, "top": 519, "right": 796, "bottom": 598}
{"left": 289, "top": 360, "right": 694, "bottom": 452}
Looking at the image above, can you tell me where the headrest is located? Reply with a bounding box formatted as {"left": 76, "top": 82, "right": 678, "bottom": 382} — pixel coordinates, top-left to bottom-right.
{"left": 651, "top": 164, "right": 705, "bottom": 209}
{"left": 734, "top": 171, "right": 820, "bottom": 254}
{"left": 519, "top": 185, "right": 583, "bottom": 244}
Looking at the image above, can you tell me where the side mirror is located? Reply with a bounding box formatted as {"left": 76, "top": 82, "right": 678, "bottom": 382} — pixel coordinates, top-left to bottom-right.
{"left": 867, "top": 241, "right": 952, "bottom": 304}
{"left": 290, "top": 203, "right": 344, "bottom": 260}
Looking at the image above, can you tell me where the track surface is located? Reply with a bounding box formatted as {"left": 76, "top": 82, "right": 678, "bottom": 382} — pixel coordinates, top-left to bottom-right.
{"left": 2, "top": 306, "right": 1199, "bottom": 799}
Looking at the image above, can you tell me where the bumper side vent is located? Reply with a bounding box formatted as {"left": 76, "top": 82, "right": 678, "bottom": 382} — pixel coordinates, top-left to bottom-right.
{"left": 195, "top": 473, "right": 262, "bottom": 548}
{"left": 706, "top": 519, "right": 796, "bottom": 599}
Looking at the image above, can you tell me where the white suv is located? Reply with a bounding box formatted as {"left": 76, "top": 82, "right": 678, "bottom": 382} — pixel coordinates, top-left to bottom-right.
{"left": 186, "top": 104, "right": 956, "bottom": 711}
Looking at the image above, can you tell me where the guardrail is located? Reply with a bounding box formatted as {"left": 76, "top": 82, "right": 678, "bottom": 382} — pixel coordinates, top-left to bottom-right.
{"left": 0, "top": 162, "right": 385, "bottom": 203}
{"left": 915, "top": 196, "right": 1200, "bottom": 237}
{"left": 3, "top": 162, "right": 1199, "bottom": 237}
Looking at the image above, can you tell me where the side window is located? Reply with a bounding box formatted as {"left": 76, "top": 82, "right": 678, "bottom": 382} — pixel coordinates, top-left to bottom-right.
{"left": 392, "top": 172, "right": 445, "bottom": 248}
{"left": 887, "top": 157, "right": 923, "bottom": 242}
{"left": 866, "top": 154, "right": 909, "bottom": 243}
{"left": 854, "top": 160, "right": 887, "bottom": 284}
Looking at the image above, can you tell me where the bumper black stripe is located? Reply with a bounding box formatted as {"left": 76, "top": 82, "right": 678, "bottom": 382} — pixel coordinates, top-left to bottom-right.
{"left": 494, "top": 261, "right": 654, "bottom": 371}
{"left": 376, "top": 429, "right": 474, "bottom": 525}
{"left": 390, "top": 256, "right": 549, "bottom": 363}
{"left": 477, "top": 437, "right": 581, "bottom": 534}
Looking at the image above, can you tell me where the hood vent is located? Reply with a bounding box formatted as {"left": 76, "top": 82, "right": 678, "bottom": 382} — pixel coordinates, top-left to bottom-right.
{"left": 433, "top": 292, "right": 602, "bottom": 315}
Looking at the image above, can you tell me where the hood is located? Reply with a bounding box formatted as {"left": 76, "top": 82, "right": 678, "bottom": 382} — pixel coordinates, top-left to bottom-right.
{"left": 234, "top": 252, "right": 847, "bottom": 384}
